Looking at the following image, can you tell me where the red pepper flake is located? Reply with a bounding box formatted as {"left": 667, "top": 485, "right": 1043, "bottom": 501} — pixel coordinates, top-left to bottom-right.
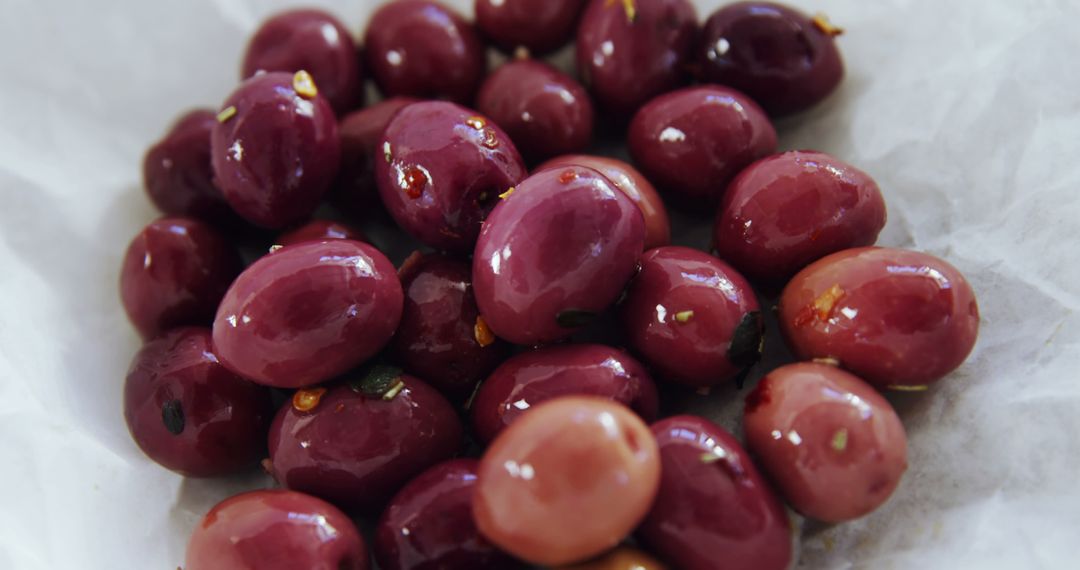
{"left": 402, "top": 165, "right": 427, "bottom": 199}
{"left": 744, "top": 380, "right": 771, "bottom": 413}
{"left": 474, "top": 316, "right": 496, "bottom": 347}
{"left": 558, "top": 169, "right": 578, "bottom": 184}
{"left": 812, "top": 13, "right": 844, "bottom": 37}
{"left": 334, "top": 403, "right": 346, "bottom": 413}
{"left": 292, "top": 387, "right": 327, "bottom": 412}
{"left": 465, "top": 116, "right": 487, "bottom": 130}
{"left": 794, "top": 284, "right": 846, "bottom": 327}
{"left": 480, "top": 128, "right": 499, "bottom": 149}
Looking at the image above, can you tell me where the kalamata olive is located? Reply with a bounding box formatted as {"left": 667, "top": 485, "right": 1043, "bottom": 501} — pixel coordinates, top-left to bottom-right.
{"left": 120, "top": 217, "right": 242, "bottom": 339}
{"left": 242, "top": 9, "right": 363, "bottom": 115}
{"left": 377, "top": 101, "right": 527, "bottom": 253}
{"left": 558, "top": 547, "right": 668, "bottom": 570}
{"left": 475, "top": 0, "right": 585, "bottom": 55}
{"left": 537, "top": 155, "right": 670, "bottom": 250}
{"left": 744, "top": 362, "right": 908, "bottom": 522}
{"left": 778, "top": 247, "right": 980, "bottom": 389}
{"left": 697, "top": 2, "right": 844, "bottom": 116}
{"left": 375, "top": 459, "right": 526, "bottom": 570}
{"left": 268, "top": 372, "right": 463, "bottom": 511}
{"left": 211, "top": 71, "right": 340, "bottom": 229}
{"left": 185, "top": 489, "right": 370, "bottom": 570}
{"left": 391, "top": 253, "right": 507, "bottom": 402}
{"left": 628, "top": 86, "right": 776, "bottom": 207}
{"left": 476, "top": 60, "right": 594, "bottom": 163}
{"left": 576, "top": 0, "right": 698, "bottom": 118}
{"left": 714, "top": 151, "right": 886, "bottom": 288}
{"left": 123, "top": 327, "right": 271, "bottom": 477}
{"left": 363, "top": 0, "right": 486, "bottom": 103}
{"left": 333, "top": 97, "right": 420, "bottom": 216}
{"left": 276, "top": 219, "right": 368, "bottom": 247}
{"left": 212, "top": 240, "right": 402, "bottom": 388}
{"left": 620, "top": 246, "right": 762, "bottom": 388}
{"left": 470, "top": 344, "right": 658, "bottom": 444}
{"left": 143, "top": 110, "right": 237, "bottom": 225}
{"left": 473, "top": 166, "right": 645, "bottom": 345}
{"left": 474, "top": 396, "right": 660, "bottom": 566}
{"left": 639, "top": 415, "right": 793, "bottom": 570}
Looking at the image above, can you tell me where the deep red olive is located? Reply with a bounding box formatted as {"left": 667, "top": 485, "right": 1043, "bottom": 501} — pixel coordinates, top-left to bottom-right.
{"left": 714, "top": 151, "right": 886, "bottom": 287}
{"left": 744, "top": 362, "right": 908, "bottom": 522}
{"left": 242, "top": 9, "right": 363, "bottom": 115}
{"left": 375, "top": 459, "right": 526, "bottom": 570}
{"left": 185, "top": 489, "right": 370, "bottom": 570}
{"left": 267, "top": 371, "right": 463, "bottom": 511}
{"left": 212, "top": 240, "right": 402, "bottom": 388}
{"left": 473, "top": 165, "right": 645, "bottom": 345}
{"left": 470, "top": 344, "right": 658, "bottom": 444}
{"left": 120, "top": 217, "right": 242, "bottom": 339}
{"left": 123, "top": 327, "right": 271, "bottom": 477}
{"left": 363, "top": 0, "right": 486, "bottom": 103}
{"left": 211, "top": 71, "right": 340, "bottom": 229}
{"left": 276, "top": 219, "right": 368, "bottom": 247}
{"left": 476, "top": 59, "right": 594, "bottom": 163}
{"left": 475, "top": 0, "right": 585, "bottom": 55}
{"left": 537, "top": 154, "right": 670, "bottom": 250}
{"left": 576, "top": 0, "right": 698, "bottom": 118}
{"left": 142, "top": 109, "right": 237, "bottom": 225}
{"left": 376, "top": 101, "right": 526, "bottom": 253}
{"left": 333, "top": 97, "right": 419, "bottom": 216}
{"left": 778, "top": 247, "right": 980, "bottom": 389}
{"left": 697, "top": 2, "right": 844, "bottom": 116}
{"left": 620, "top": 246, "right": 762, "bottom": 388}
{"left": 629, "top": 85, "right": 776, "bottom": 208}
{"left": 639, "top": 415, "right": 793, "bottom": 570}
{"left": 392, "top": 253, "right": 507, "bottom": 402}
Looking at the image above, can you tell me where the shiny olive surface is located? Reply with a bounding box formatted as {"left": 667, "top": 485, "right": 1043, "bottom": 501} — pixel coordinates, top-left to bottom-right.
{"left": 276, "top": 219, "right": 368, "bottom": 247}
{"left": 475, "top": 0, "right": 585, "bottom": 55}
{"left": 333, "top": 97, "right": 419, "bottom": 216}
{"left": 778, "top": 247, "right": 980, "bottom": 389}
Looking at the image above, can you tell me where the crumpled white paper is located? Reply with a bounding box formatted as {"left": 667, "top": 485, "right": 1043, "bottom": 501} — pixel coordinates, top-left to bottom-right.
{"left": 1, "top": 0, "right": 1078, "bottom": 568}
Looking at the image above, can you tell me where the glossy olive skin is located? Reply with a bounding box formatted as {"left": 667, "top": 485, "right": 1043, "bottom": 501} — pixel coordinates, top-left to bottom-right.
{"left": 744, "top": 362, "right": 908, "bottom": 522}
{"left": 123, "top": 328, "right": 272, "bottom": 477}
{"left": 621, "top": 246, "right": 761, "bottom": 388}
{"left": 364, "top": 0, "right": 486, "bottom": 103}
{"left": 475, "top": 0, "right": 585, "bottom": 55}
{"left": 268, "top": 376, "right": 463, "bottom": 511}
{"left": 538, "top": 155, "right": 670, "bottom": 250}
{"left": 558, "top": 547, "right": 667, "bottom": 570}
{"left": 242, "top": 9, "right": 363, "bottom": 115}
{"left": 211, "top": 72, "right": 340, "bottom": 229}
{"left": 471, "top": 344, "right": 658, "bottom": 444}
{"left": 277, "top": 219, "right": 368, "bottom": 247}
{"left": 334, "top": 97, "right": 419, "bottom": 216}
{"left": 779, "top": 247, "right": 980, "bottom": 389}
{"left": 628, "top": 86, "right": 776, "bottom": 207}
{"left": 377, "top": 101, "right": 527, "bottom": 253}
{"left": 473, "top": 166, "right": 645, "bottom": 345}
{"left": 576, "top": 0, "right": 698, "bottom": 118}
{"left": 639, "top": 415, "right": 793, "bottom": 570}
{"left": 185, "top": 490, "right": 370, "bottom": 570}
{"left": 120, "top": 217, "right": 242, "bottom": 339}
{"left": 143, "top": 110, "right": 236, "bottom": 225}
{"left": 375, "top": 459, "right": 526, "bottom": 570}
{"left": 212, "top": 240, "right": 402, "bottom": 388}
{"left": 698, "top": 2, "right": 844, "bottom": 116}
{"left": 714, "top": 151, "right": 886, "bottom": 287}
{"left": 476, "top": 60, "right": 594, "bottom": 163}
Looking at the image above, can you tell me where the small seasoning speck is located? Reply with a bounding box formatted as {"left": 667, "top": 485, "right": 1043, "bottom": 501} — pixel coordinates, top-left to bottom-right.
{"left": 292, "top": 70, "right": 318, "bottom": 98}
{"left": 480, "top": 128, "right": 499, "bottom": 149}
{"left": 795, "top": 283, "right": 846, "bottom": 327}
{"left": 812, "top": 13, "right": 844, "bottom": 37}
{"left": 674, "top": 310, "right": 694, "bottom": 323}
{"left": 513, "top": 46, "right": 531, "bottom": 60}
{"left": 558, "top": 169, "right": 578, "bottom": 184}
{"left": 161, "top": 400, "right": 185, "bottom": 435}
{"left": 888, "top": 384, "right": 930, "bottom": 392}
{"left": 216, "top": 106, "right": 237, "bottom": 123}
{"left": 831, "top": 428, "right": 848, "bottom": 452}
{"left": 383, "top": 141, "right": 393, "bottom": 163}
{"left": 402, "top": 165, "right": 427, "bottom": 199}
{"left": 382, "top": 379, "right": 406, "bottom": 401}
{"left": 269, "top": 244, "right": 283, "bottom": 253}
{"left": 499, "top": 186, "right": 516, "bottom": 200}
{"left": 475, "top": 316, "right": 496, "bottom": 347}
{"left": 465, "top": 116, "right": 487, "bottom": 130}
{"left": 292, "top": 387, "right": 327, "bottom": 412}
{"left": 606, "top": 0, "right": 637, "bottom": 23}
{"left": 813, "top": 356, "right": 841, "bottom": 366}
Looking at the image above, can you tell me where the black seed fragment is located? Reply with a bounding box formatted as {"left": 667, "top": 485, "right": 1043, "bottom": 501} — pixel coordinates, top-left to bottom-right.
{"left": 351, "top": 365, "right": 404, "bottom": 397}
{"left": 728, "top": 310, "right": 764, "bottom": 369}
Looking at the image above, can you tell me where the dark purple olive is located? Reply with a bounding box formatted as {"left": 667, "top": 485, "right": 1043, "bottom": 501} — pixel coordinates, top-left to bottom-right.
{"left": 576, "top": 0, "right": 698, "bottom": 119}
{"left": 277, "top": 219, "right": 368, "bottom": 247}
{"left": 123, "top": 327, "right": 271, "bottom": 477}
{"left": 392, "top": 253, "right": 507, "bottom": 402}
{"left": 211, "top": 71, "right": 340, "bottom": 229}
{"left": 376, "top": 101, "right": 526, "bottom": 253}
{"left": 363, "top": 0, "right": 486, "bottom": 103}
{"left": 242, "top": 9, "right": 363, "bottom": 115}
{"left": 333, "top": 97, "right": 420, "bottom": 217}
{"left": 639, "top": 415, "right": 793, "bottom": 570}
{"left": 470, "top": 344, "right": 658, "bottom": 444}
{"left": 268, "top": 371, "right": 463, "bottom": 511}
{"left": 779, "top": 247, "right": 980, "bottom": 389}
{"left": 143, "top": 110, "right": 237, "bottom": 225}
{"left": 476, "top": 60, "right": 594, "bottom": 163}
{"left": 186, "top": 489, "right": 370, "bottom": 570}
{"left": 473, "top": 166, "right": 645, "bottom": 345}
{"left": 212, "top": 240, "right": 402, "bottom": 389}
{"left": 120, "top": 217, "right": 242, "bottom": 339}
{"left": 375, "top": 459, "right": 526, "bottom": 570}
{"left": 714, "top": 151, "right": 886, "bottom": 288}
{"left": 628, "top": 85, "right": 776, "bottom": 207}
{"left": 698, "top": 2, "right": 844, "bottom": 116}
{"left": 475, "top": 0, "right": 585, "bottom": 55}
{"left": 620, "top": 246, "right": 761, "bottom": 388}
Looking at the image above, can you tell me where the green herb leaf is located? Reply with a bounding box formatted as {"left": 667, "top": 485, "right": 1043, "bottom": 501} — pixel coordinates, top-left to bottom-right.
{"left": 161, "top": 399, "right": 185, "bottom": 435}
{"left": 556, "top": 309, "right": 597, "bottom": 329}
{"left": 352, "top": 365, "right": 404, "bottom": 397}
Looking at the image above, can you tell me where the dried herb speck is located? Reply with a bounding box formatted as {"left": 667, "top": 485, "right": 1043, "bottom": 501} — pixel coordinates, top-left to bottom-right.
{"left": 162, "top": 399, "right": 185, "bottom": 435}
